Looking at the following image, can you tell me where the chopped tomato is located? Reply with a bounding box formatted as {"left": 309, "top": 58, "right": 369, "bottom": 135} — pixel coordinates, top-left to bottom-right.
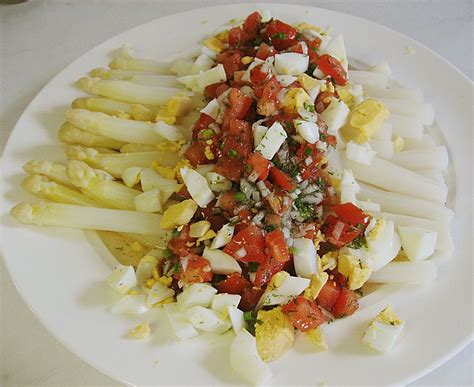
{"left": 282, "top": 296, "right": 326, "bottom": 332}
{"left": 332, "top": 288, "right": 359, "bottom": 318}
{"left": 228, "top": 26, "right": 250, "bottom": 47}
{"left": 239, "top": 286, "right": 264, "bottom": 311}
{"left": 257, "top": 76, "right": 282, "bottom": 116}
{"left": 289, "top": 42, "right": 305, "bottom": 54}
{"left": 228, "top": 88, "right": 252, "bottom": 120}
{"left": 217, "top": 190, "right": 237, "bottom": 214}
{"left": 224, "top": 224, "right": 266, "bottom": 263}
{"left": 214, "top": 156, "right": 245, "bottom": 182}
{"left": 255, "top": 42, "right": 276, "bottom": 60}
{"left": 217, "top": 50, "right": 244, "bottom": 79}
{"left": 168, "top": 225, "right": 193, "bottom": 256}
{"left": 253, "top": 254, "right": 286, "bottom": 287}
{"left": 242, "top": 11, "right": 262, "bottom": 38}
{"left": 218, "top": 272, "right": 250, "bottom": 295}
{"left": 316, "top": 280, "right": 341, "bottom": 310}
{"left": 332, "top": 202, "right": 369, "bottom": 227}
{"left": 175, "top": 254, "right": 212, "bottom": 285}
{"left": 269, "top": 167, "right": 296, "bottom": 191}
{"left": 265, "top": 213, "right": 282, "bottom": 228}
{"left": 265, "top": 230, "right": 290, "bottom": 262}
{"left": 306, "top": 38, "right": 322, "bottom": 63}
{"left": 250, "top": 64, "right": 270, "bottom": 84}
{"left": 322, "top": 214, "right": 362, "bottom": 248}
{"left": 329, "top": 269, "right": 348, "bottom": 288}
{"left": 185, "top": 141, "right": 212, "bottom": 166}
{"left": 264, "top": 19, "right": 298, "bottom": 50}
{"left": 193, "top": 113, "right": 215, "bottom": 136}
{"left": 316, "top": 54, "right": 347, "bottom": 86}
{"left": 247, "top": 152, "right": 271, "bottom": 181}
{"left": 204, "top": 82, "right": 230, "bottom": 99}
{"left": 315, "top": 91, "right": 334, "bottom": 113}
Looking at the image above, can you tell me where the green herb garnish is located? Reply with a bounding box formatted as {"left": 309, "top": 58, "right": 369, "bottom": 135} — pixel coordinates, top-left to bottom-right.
{"left": 228, "top": 149, "right": 238, "bottom": 158}
{"left": 243, "top": 311, "right": 263, "bottom": 336}
{"left": 248, "top": 262, "right": 259, "bottom": 273}
{"left": 162, "top": 248, "right": 173, "bottom": 260}
{"left": 348, "top": 234, "right": 368, "bottom": 249}
{"left": 234, "top": 191, "right": 247, "bottom": 203}
{"left": 288, "top": 246, "right": 298, "bottom": 254}
{"left": 171, "top": 228, "right": 181, "bottom": 238}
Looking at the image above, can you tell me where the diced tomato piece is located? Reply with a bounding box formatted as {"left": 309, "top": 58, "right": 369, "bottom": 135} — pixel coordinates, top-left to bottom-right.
{"left": 255, "top": 42, "right": 276, "bottom": 60}
{"left": 184, "top": 141, "right": 211, "bottom": 166}
{"left": 204, "top": 82, "right": 229, "bottom": 99}
{"left": 315, "top": 91, "right": 334, "bottom": 113}
{"left": 214, "top": 156, "right": 245, "bottom": 182}
{"left": 168, "top": 225, "right": 193, "bottom": 256}
{"left": 316, "top": 280, "right": 341, "bottom": 310}
{"left": 263, "top": 19, "right": 298, "bottom": 50}
{"left": 261, "top": 76, "right": 282, "bottom": 102}
{"left": 247, "top": 152, "right": 271, "bottom": 181}
{"left": 322, "top": 214, "right": 361, "bottom": 248}
{"left": 250, "top": 64, "right": 270, "bottom": 85}
{"left": 332, "top": 202, "right": 369, "bottom": 227}
{"left": 265, "top": 230, "right": 290, "bottom": 263}
{"left": 239, "top": 286, "right": 264, "bottom": 311}
{"left": 329, "top": 269, "right": 348, "bottom": 288}
{"left": 242, "top": 11, "right": 262, "bottom": 38}
{"left": 198, "top": 203, "right": 227, "bottom": 231}
{"left": 218, "top": 273, "right": 250, "bottom": 295}
{"left": 217, "top": 50, "right": 244, "bottom": 79}
{"left": 229, "top": 88, "right": 252, "bottom": 120}
{"left": 193, "top": 113, "right": 215, "bottom": 135}
{"left": 218, "top": 190, "right": 237, "bottom": 214}
{"left": 228, "top": 26, "right": 250, "bottom": 47}
{"left": 269, "top": 167, "right": 296, "bottom": 191}
{"left": 224, "top": 224, "right": 266, "bottom": 263}
{"left": 175, "top": 254, "right": 212, "bottom": 285}
{"left": 282, "top": 296, "right": 326, "bottom": 332}
{"left": 332, "top": 288, "right": 359, "bottom": 318}
{"left": 316, "top": 54, "right": 348, "bottom": 86}
{"left": 253, "top": 254, "right": 286, "bottom": 287}
{"left": 289, "top": 42, "right": 304, "bottom": 54}
{"left": 306, "top": 38, "right": 321, "bottom": 63}
{"left": 265, "top": 213, "right": 282, "bottom": 228}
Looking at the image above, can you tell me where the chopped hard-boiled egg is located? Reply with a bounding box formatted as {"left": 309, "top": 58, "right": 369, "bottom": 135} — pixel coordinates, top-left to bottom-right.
{"left": 135, "top": 255, "right": 159, "bottom": 286}
{"left": 366, "top": 219, "right": 401, "bottom": 271}
{"left": 191, "top": 53, "right": 215, "bottom": 73}
{"left": 163, "top": 302, "right": 199, "bottom": 340}
{"left": 319, "top": 98, "right": 350, "bottom": 135}
{"left": 255, "top": 122, "right": 288, "bottom": 160}
{"left": 159, "top": 199, "right": 197, "bottom": 229}
{"left": 189, "top": 220, "right": 211, "bottom": 238}
{"left": 398, "top": 226, "right": 438, "bottom": 262}
{"left": 346, "top": 141, "right": 376, "bottom": 165}
{"left": 203, "top": 247, "right": 242, "bottom": 274}
{"left": 305, "top": 326, "right": 328, "bottom": 350}
{"left": 206, "top": 172, "right": 232, "bottom": 192}
{"left": 211, "top": 293, "right": 242, "bottom": 314}
{"left": 177, "top": 283, "right": 217, "bottom": 310}
{"left": 292, "top": 237, "right": 318, "bottom": 278}
{"left": 230, "top": 329, "right": 272, "bottom": 385}
{"left": 274, "top": 53, "right": 309, "bottom": 75}
{"left": 111, "top": 294, "right": 148, "bottom": 315}
{"left": 180, "top": 167, "right": 215, "bottom": 208}
{"left": 297, "top": 73, "right": 319, "bottom": 93}
{"left": 276, "top": 75, "right": 297, "bottom": 87}
{"left": 362, "top": 305, "right": 405, "bottom": 352}
{"left": 258, "top": 272, "right": 310, "bottom": 307}
{"left": 107, "top": 265, "right": 137, "bottom": 295}
{"left": 322, "top": 34, "right": 348, "bottom": 71}
{"left": 200, "top": 98, "right": 220, "bottom": 119}
{"left": 210, "top": 223, "right": 235, "bottom": 249}
{"left": 186, "top": 306, "right": 232, "bottom": 334}
{"left": 282, "top": 88, "right": 311, "bottom": 113}
{"left": 339, "top": 168, "right": 360, "bottom": 204}
{"left": 340, "top": 99, "right": 389, "bottom": 143}
{"left": 320, "top": 251, "right": 337, "bottom": 271}
{"left": 253, "top": 124, "right": 268, "bottom": 148}
{"left": 303, "top": 271, "right": 329, "bottom": 299}
{"left": 255, "top": 307, "right": 295, "bottom": 362}
{"left": 227, "top": 305, "right": 245, "bottom": 335}
{"left": 294, "top": 119, "right": 320, "bottom": 144}
{"left": 129, "top": 320, "right": 151, "bottom": 339}
{"left": 146, "top": 281, "right": 175, "bottom": 308}
{"left": 337, "top": 253, "right": 372, "bottom": 290}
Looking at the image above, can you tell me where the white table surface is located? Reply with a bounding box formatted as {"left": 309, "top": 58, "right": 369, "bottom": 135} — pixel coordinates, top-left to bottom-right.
{"left": 0, "top": 0, "right": 472, "bottom": 385}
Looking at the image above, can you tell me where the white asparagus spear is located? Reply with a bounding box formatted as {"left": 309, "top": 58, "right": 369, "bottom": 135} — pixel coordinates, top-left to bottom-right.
{"left": 369, "top": 139, "right": 394, "bottom": 159}
{"left": 11, "top": 202, "right": 166, "bottom": 236}
{"left": 341, "top": 154, "right": 448, "bottom": 203}
{"left": 403, "top": 134, "right": 436, "bottom": 150}
{"left": 76, "top": 77, "right": 184, "bottom": 105}
{"left": 385, "top": 114, "right": 424, "bottom": 139}
{"left": 58, "top": 122, "right": 126, "bottom": 150}
{"left": 348, "top": 70, "right": 388, "bottom": 89}
{"left": 65, "top": 109, "right": 167, "bottom": 145}
{"left": 119, "top": 144, "right": 157, "bottom": 153}
{"left": 377, "top": 98, "right": 434, "bottom": 125}
{"left": 390, "top": 146, "right": 448, "bottom": 171}
{"left": 358, "top": 182, "right": 453, "bottom": 223}
{"left": 72, "top": 96, "right": 133, "bottom": 115}
{"left": 371, "top": 123, "right": 392, "bottom": 141}
{"left": 89, "top": 68, "right": 181, "bottom": 87}
{"left": 364, "top": 86, "right": 423, "bottom": 103}
{"left": 415, "top": 169, "right": 445, "bottom": 184}
{"left": 23, "top": 160, "right": 74, "bottom": 188}
{"left": 65, "top": 145, "right": 179, "bottom": 178}
{"left": 368, "top": 261, "right": 437, "bottom": 284}
{"left": 372, "top": 211, "right": 454, "bottom": 252}
{"left": 108, "top": 57, "right": 173, "bottom": 74}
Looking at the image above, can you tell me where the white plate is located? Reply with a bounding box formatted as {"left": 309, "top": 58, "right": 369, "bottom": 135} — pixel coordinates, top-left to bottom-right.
{"left": 1, "top": 3, "right": 472, "bottom": 386}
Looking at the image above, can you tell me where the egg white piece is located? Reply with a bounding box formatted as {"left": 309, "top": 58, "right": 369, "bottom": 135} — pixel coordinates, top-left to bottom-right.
{"left": 206, "top": 172, "right": 232, "bottom": 192}
{"left": 346, "top": 141, "right": 376, "bottom": 165}
{"left": 110, "top": 294, "right": 148, "bottom": 315}
{"left": 186, "top": 306, "right": 232, "bottom": 334}
{"left": 164, "top": 302, "right": 199, "bottom": 340}
{"left": 210, "top": 223, "right": 235, "bottom": 249}
{"left": 371, "top": 229, "right": 401, "bottom": 272}
{"left": 203, "top": 247, "right": 242, "bottom": 275}
{"left": 200, "top": 98, "right": 220, "bottom": 120}
{"left": 107, "top": 265, "right": 137, "bottom": 295}
{"left": 230, "top": 329, "right": 272, "bottom": 385}
{"left": 357, "top": 200, "right": 381, "bottom": 213}
{"left": 276, "top": 75, "right": 297, "bottom": 87}
{"left": 177, "top": 283, "right": 217, "bottom": 310}
{"left": 274, "top": 53, "right": 309, "bottom": 75}
{"left": 292, "top": 237, "right": 318, "bottom": 278}
{"left": 320, "top": 98, "right": 350, "bottom": 134}
{"left": 253, "top": 124, "right": 269, "bottom": 148}
{"left": 181, "top": 167, "right": 215, "bottom": 207}
{"left": 211, "top": 293, "right": 242, "bottom": 313}
{"left": 398, "top": 226, "right": 438, "bottom": 262}
{"left": 135, "top": 256, "right": 158, "bottom": 286}
{"left": 227, "top": 305, "right": 245, "bottom": 335}
{"left": 195, "top": 64, "right": 227, "bottom": 92}
{"left": 146, "top": 281, "right": 175, "bottom": 308}
{"left": 322, "top": 34, "right": 348, "bottom": 71}
{"left": 294, "top": 119, "right": 320, "bottom": 144}
{"left": 362, "top": 320, "right": 405, "bottom": 352}
{"left": 191, "top": 53, "right": 215, "bottom": 73}
{"left": 259, "top": 275, "right": 310, "bottom": 307}
{"left": 255, "top": 122, "right": 287, "bottom": 160}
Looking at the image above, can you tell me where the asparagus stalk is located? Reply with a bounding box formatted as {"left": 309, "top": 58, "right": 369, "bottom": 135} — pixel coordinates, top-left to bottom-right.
{"left": 11, "top": 202, "right": 166, "bottom": 236}
{"left": 108, "top": 57, "right": 173, "bottom": 74}
{"left": 23, "top": 160, "right": 73, "bottom": 188}
{"left": 390, "top": 146, "right": 449, "bottom": 171}
{"left": 89, "top": 68, "right": 181, "bottom": 87}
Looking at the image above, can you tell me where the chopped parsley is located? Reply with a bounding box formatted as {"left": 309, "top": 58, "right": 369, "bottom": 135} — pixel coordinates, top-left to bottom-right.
{"left": 355, "top": 288, "right": 364, "bottom": 297}
{"left": 327, "top": 318, "right": 334, "bottom": 324}
{"left": 228, "top": 149, "right": 239, "bottom": 158}
{"left": 171, "top": 228, "right": 181, "bottom": 238}
{"left": 303, "top": 147, "right": 314, "bottom": 156}
{"left": 294, "top": 197, "right": 315, "bottom": 221}
{"left": 272, "top": 31, "right": 287, "bottom": 40}
{"left": 200, "top": 128, "right": 214, "bottom": 140}
{"left": 315, "top": 176, "right": 326, "bottom": 191}
{"left": 248, "top": 262, "right": 260, "bottom": 273}
{"left": 234, "top": 191, "right": 247, "bottom": 203}
{"left": 304, "top": 101, "right": 315, "bottom": 112}
{"left": 288, "top": 246, "right": 298, "bottom": 254}
{"left": 173, "top": 260, "right": 180, "bottom": 273}
{"left": 295, "top": 31, "right": 303, "bottom": 39}
{"left": 243, "top": 311, "right": 263, "bottom": 336}
{"left": 162, "top": 248, "right": 173, "bottom": 260}
{"left": 263, "top": 224, "right": 279, "bottom": 232}
{"left": 348, "top": 234, "right": 368, "bottom": 249}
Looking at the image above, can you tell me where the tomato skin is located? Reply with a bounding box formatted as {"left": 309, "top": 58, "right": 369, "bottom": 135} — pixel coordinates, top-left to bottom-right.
{"left": 316, "top": 280, "right": 341, "bottom": 310}
{"left": 282, "top": 296, "right": 326, "bottom": 332}
{"left": 175, "top": 254, "right": 212, "bottom": 285}
{"left": 265, "top": 230, "right": 290, "bottom": 263}
{"left": 242, "top": 11, "right": 262, "bottom": 38}
{"left": 218, "top": 190, "right": 237, "bottom": 215}
{"left": 264, "top": 20, "right": 298, "bottom": 50}
{"left": 253, "top": 254, "right": 286, "bottom": 287}
{"left": 204, "top": 82, "right": 230, "bottom": 99}
{"left": 247, "top": 152, "right": 271, "bottom": 181}
{"left": 239, "top": 286, "right": 264, "bottom": 311}
{"left": 228, "top": 88, "right": 252, "bottom": 120}
{"left": 198, "top": 203, "right": 227, "bottom": 231}
{"left": 224, "top": 224, "right": 266, "bottom": 263}
{"left": 218, "top": 273, "right": 250, "bottom": 295}
{"left": 269, "top": 167, "right": 296, "bottom": 191}
{"left": 214, "top": 156, "right": 246, "bottom": 182}
{"left": 255, "top": 42, "right": 276, "bottom": 60}
{"left": 332, "top": 288, "right": 359, "bottom": 318}
{"left": 332, "top": 202, "right": 369, "bottom": 227}
{"left": 257, "top": 76, "right": 282, "bottom": 116}
{"left": 316, "top": 54, "right": 348, "bottom": 86}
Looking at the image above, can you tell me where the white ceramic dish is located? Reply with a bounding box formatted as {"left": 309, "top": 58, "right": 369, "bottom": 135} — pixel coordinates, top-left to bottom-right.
{"left": 1, "top": 3, "right": 472, "bottom": 385}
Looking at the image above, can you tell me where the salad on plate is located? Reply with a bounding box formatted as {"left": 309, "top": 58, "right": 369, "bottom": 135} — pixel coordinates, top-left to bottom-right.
{"left": 10, "top": 10, "right": 453, "bottom": 385}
